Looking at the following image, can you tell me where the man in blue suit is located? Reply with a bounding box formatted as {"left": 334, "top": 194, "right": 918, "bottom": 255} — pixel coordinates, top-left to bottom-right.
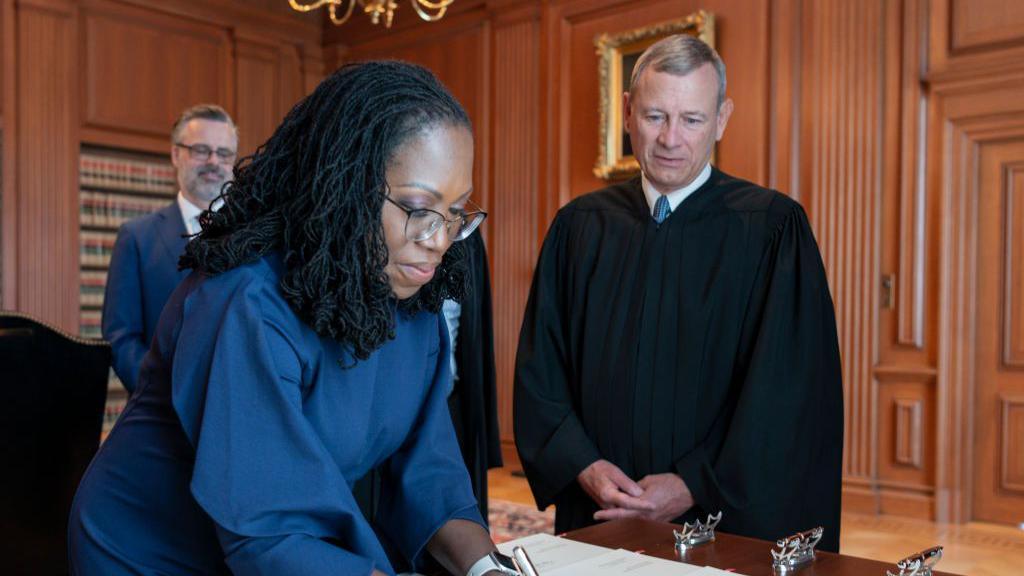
{"left": 102, "top": 104, "right": 238, "bottom": 392}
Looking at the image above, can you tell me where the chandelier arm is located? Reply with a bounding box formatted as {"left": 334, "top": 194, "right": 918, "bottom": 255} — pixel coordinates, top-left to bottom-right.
{"left": 288, "top": 0, "right": 341, "bottom": 12}
{"left": 289, "top": 0, "right": 454, "bottom": 26}
{"left": 413, "top": 0, "right": 454, "bottom": 9}
{"left": 410, "top": 0, "right": 451, "bottom": 21}
{"left": 328, "top": 0, "right": 359, "bottom": 25}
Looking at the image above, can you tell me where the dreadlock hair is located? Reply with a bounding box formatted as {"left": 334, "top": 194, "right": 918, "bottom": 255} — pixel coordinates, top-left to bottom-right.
{"left": 180, "top": 61, "right": 472, "bottom": 361}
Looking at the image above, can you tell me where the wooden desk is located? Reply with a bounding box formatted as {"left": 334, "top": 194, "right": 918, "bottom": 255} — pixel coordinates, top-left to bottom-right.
{"left": 562, "top": 519, "right": 960, "bottom": 576}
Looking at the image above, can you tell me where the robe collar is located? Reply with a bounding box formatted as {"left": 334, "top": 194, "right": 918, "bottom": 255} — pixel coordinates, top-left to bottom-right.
{"left": 640, "top": 163, "right": 712, "bottom": 217}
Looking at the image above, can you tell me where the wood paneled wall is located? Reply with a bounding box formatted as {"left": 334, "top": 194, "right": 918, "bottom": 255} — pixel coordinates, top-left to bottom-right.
{"left": 327, "top": 0, "right": 1024, "bottom": 523}
{"left": 80, "top": 0, "right": 233, "bottom": 145}
{"left": 489, "top": 9, "right": 541, "bottom": 440}
{"left": 12, "top": 0, "right": 80, "bottom": 331}
{"left": 789, "top": 0, "right": 891, "bottom": 511}
{"left": 0, "top": 0, "right": 322, "bottom": 328}
{"left": 776, "top": 0, "right": 939, "bottom": 520}
{"left": 0, "top": 0, "right": 10, "bottom": 307}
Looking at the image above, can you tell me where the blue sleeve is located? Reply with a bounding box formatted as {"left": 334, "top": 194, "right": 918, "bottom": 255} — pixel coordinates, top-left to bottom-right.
{"left": 170, "top": 279, "right": 384, "bottom": 576}
{"left": 376, "top": 316, "right": 486, "bottom": 570}
{"left": 102, "top": 225, "right": 149, "bottom": 392}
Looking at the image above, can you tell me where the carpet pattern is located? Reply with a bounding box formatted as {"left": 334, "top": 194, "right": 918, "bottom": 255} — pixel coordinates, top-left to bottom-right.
{"left": 488, "top": 499, "right": 555, "bottom": 543}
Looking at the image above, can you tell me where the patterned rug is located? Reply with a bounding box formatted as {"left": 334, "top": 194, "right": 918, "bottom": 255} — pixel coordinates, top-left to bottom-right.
{"left": 488, "top": 499, "right": 555, "bottom": 543}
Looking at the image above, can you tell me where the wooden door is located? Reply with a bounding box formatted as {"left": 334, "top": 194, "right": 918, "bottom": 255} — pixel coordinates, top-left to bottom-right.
{"left": 974, "top": 138, "right": 1024, "bottom": 525}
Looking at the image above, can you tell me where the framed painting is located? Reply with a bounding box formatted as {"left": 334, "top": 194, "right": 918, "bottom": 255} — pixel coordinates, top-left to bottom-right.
{"left": 593, "top": 10, "right": 715, "bottom": 180}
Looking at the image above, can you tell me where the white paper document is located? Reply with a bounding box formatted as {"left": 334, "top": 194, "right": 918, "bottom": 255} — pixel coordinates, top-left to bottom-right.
{"left": 496, "top": 533, "right": 612, "bottom": 572}
{"left": 543, "top": 548, "right": 703, "bottom": 575}
{"left": 496, "top": 532, "right": 749, "bottom": 576}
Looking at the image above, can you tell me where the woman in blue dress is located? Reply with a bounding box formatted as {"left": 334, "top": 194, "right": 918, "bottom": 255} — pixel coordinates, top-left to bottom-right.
{"left": 69, "top": 62, "right": 514, "bottom": 576}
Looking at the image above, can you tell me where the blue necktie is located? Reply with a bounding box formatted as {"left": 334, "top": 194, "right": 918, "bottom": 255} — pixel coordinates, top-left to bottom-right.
{"left": 653, "top": 195, "right": 671, "bottom": 224}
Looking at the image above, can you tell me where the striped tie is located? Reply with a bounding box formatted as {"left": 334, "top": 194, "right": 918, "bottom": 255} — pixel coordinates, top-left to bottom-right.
{"left": 653, "top": 194, "right": 671, "bottom": 224}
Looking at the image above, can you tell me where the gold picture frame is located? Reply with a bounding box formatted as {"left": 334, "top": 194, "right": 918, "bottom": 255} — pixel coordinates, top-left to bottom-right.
{"left": 593, "top": 11, "right": 715, "bottom": 181}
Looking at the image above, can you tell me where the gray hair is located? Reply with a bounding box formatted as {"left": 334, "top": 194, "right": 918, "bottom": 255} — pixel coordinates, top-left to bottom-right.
{"left": 171, "top": 104, "right": 237, "bottom": 143}
{"left": 629, "top": 35, "right": 727, "bottom": 106}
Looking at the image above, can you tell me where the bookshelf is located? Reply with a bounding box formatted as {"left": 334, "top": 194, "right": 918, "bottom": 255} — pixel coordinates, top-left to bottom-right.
{"left": 78, "top": 146, "right": 177, "bottom": 434}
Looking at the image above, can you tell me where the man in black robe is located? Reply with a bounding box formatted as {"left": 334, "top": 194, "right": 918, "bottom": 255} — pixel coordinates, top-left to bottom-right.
{"left": 514, "top": 34, "right": 844, "bottom": 551}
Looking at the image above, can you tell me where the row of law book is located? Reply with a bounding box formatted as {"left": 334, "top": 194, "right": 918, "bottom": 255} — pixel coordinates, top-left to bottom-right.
{"left": 80, "top": 230, "right": 117, "bottom": 268}
{"left": 80, "top": 153, "right": 177, "bottom": 194}
{"left": 80, "top": 270, "right": 107, "bottom": 308}
{"left": 80, "top": 309, "right": 101, "bottom": 339}
{"left": 81, "top": 191, "right": 171, "bottom": 229}
{"left": 78, "top": 147, "right": 173, "bottom": 437}
{"left": 79, "top": 270, "right": 127, "bottom": 435}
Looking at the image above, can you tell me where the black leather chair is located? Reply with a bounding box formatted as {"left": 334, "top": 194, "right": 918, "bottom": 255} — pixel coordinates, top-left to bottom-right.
{"left": 0, "top": 311, "right": 110, "bottom": 575}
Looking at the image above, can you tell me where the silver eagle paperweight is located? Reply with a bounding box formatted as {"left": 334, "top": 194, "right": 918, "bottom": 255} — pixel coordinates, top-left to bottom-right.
{"left": 770, "top": 526, "right": 823, "bottom": 572}
{"left": 673, "top": 511, "right": 723, "bottom": 551}
{"left": 886, "top": 546, "right": 943, "bottom": 576}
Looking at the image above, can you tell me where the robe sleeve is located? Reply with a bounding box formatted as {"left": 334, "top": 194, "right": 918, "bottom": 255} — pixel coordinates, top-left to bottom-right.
{"left": 451, "top": 230, "right": 504, "bottom": 521}
{"left": 102, "top": 225, "right": 149, "bottom": 392}
{"left": 514, "top": 212, "right": 603, "bottom": 509}
{"left": 463, "top": 229, "right": 504, "bottom": 473}
{"left": 375, "top": 316, "right": 486, "bottom": 570}
{"left": 672, "top": 201, "right": 844, "bottom": 551}
{"left": 170, "top": 276, "right": 381, "bottom": 575}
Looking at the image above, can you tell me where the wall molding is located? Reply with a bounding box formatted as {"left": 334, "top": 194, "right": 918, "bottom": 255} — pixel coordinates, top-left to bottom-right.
{"left": 897, "top": 0, "right": 928, "bottom": 349}
{"left": 1000, "top": 396, "right": 1024, "bottom": 493}
{"left": 1002, "top": 163, "right": 1024, "bottom": 368}
{"left": 874, "top": 364, "right": 938, "bottom": 382}
{"left": 895, "top": 398, "right": 924, "bottom": 468}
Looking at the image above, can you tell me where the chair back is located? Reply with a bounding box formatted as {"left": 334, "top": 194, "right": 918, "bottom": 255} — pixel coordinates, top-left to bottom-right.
{"left": 0, "top": 311, "right": 110, "bottom": 574}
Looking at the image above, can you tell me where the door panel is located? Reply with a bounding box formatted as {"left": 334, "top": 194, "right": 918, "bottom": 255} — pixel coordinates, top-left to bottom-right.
{"left": 974, "top": 138, "right": 1024, "bottom": 524}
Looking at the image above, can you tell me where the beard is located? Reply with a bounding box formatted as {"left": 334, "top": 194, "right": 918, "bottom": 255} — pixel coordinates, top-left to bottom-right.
{"left": 186, "top": 165, "right": 229, "bottom": 204}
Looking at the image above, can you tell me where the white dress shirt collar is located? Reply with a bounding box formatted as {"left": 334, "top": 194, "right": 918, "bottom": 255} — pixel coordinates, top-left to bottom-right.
{"left": 176, "top": 192, "right": 223, "bottom": 236}
{"left": 641, "top": 162, "right": 713, "bottom": 217}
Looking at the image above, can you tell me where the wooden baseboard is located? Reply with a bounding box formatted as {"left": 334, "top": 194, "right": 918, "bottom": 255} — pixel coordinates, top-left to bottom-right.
{"left": 879, "top": 489, "right": 934, "bottom": 520}
{"left": 842, "top": 486, "right": 881, "bottom": 514}
{"left": 842, "top": 485, "right": 935, "bottom": 520}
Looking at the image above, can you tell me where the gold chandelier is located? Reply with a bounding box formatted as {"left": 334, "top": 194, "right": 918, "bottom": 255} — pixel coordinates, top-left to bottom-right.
{"left": 288, "top": 0, "right": 454, "bottom": 28}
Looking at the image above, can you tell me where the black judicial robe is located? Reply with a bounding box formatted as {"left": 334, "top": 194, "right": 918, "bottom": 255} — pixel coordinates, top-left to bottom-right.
{"left": 449, "top": 229, "right": 504, "bottom": 519}
{"left": 514, "top": 169, "right": 844, "bottom": 552}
